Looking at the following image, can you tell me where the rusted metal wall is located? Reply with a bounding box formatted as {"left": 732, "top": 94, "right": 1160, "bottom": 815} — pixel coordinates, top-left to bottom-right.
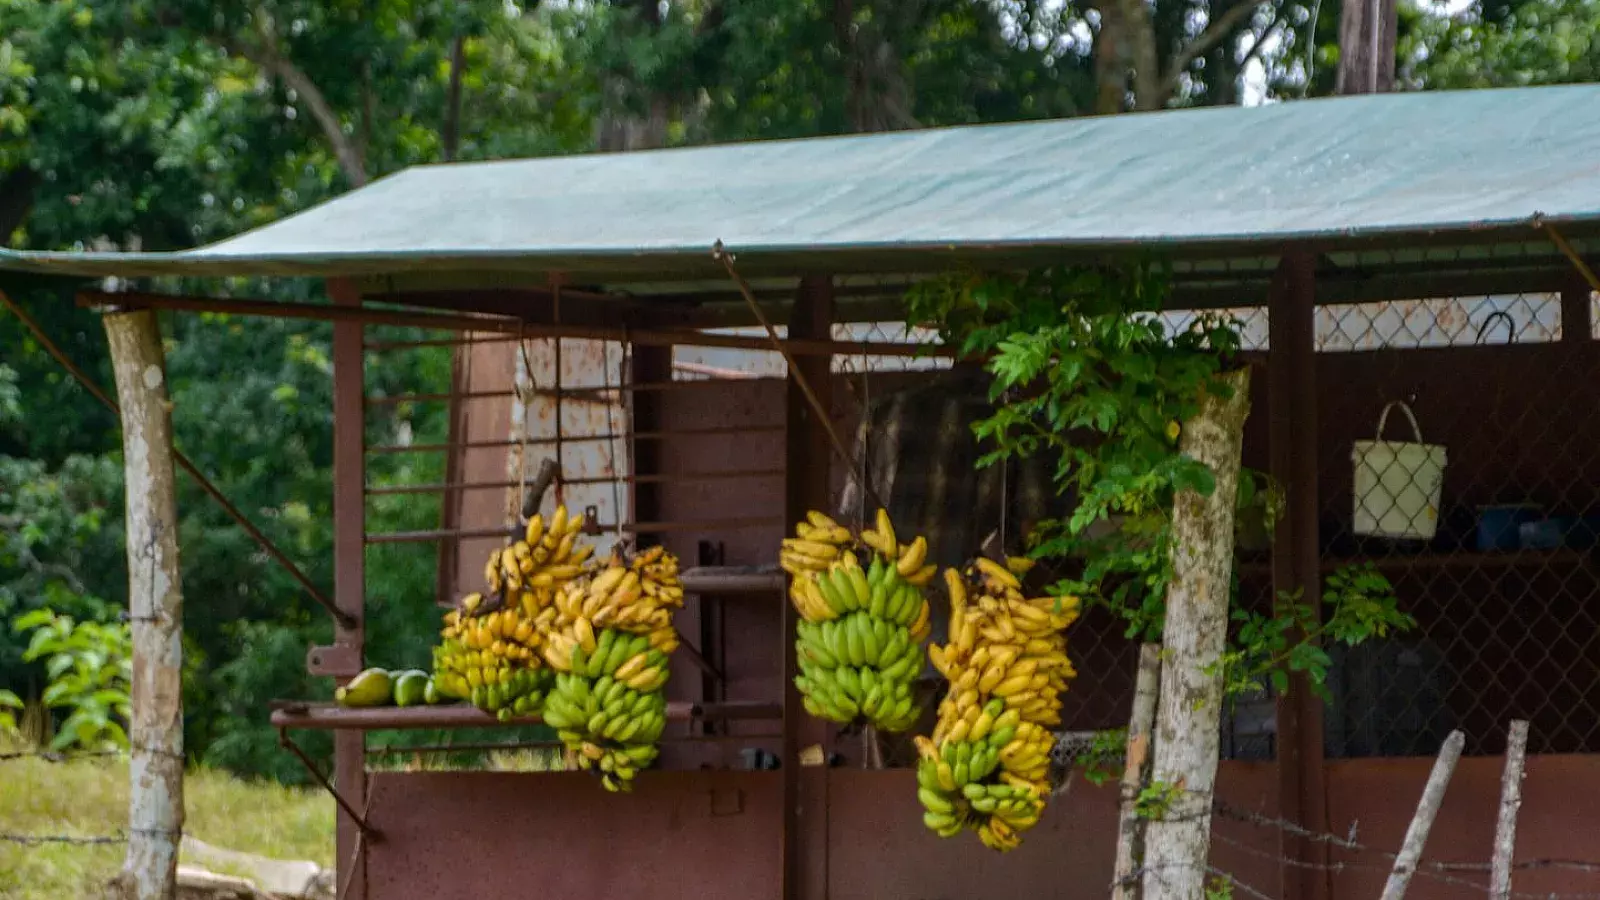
{"left": 1324, "top": 755, "right": 1600, "bottom": 898}
{"left": 362, "top": 757, "right": 1600, "bottom": 899}
{"left": 364, "top": 771, "right": 782, "bottom": 900}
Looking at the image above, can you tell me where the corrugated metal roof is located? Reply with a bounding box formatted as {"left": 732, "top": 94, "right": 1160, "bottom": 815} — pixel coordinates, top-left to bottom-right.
{"left": 4, "top": 85, "right": 1600, "bottom": 283}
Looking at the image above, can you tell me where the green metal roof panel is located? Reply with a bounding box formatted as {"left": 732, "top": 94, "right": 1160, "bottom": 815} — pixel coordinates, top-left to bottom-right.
{"left": 5, "top": 85, "right": 1600, "bottom": 281}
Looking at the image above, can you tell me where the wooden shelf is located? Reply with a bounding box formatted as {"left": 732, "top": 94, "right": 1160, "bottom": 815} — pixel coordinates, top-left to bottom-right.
{"left": 1236, "top": 548, "right": 1590, "bottom": 578}
{"left": 269, "top": 699, "right": 782, "bottom": 732}
{"left": 681, "top": 566, "right": 786, "bottom": 594}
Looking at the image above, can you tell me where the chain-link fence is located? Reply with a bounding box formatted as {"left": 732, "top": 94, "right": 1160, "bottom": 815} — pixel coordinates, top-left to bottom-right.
{"left": 1313, "top": 290, "right": 1599, "bottom": 758}
{"left": 664, "top": 289, "right": 1600, "bottom": 763}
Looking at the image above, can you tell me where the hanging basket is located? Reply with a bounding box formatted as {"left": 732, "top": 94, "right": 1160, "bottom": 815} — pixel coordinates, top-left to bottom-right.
{"left": 1351, "top": 401, "right": 1447, "bottom": 541}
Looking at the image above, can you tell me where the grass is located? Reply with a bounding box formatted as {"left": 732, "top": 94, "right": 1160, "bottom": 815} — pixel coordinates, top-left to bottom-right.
{"left": 0, "top": 741, "right": 333, "bottom": 900}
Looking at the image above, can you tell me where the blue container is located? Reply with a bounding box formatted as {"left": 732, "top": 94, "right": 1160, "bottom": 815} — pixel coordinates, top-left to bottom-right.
{"left": 1477, "top": 504, "right": 1540, "bottom": 551}
{"left": 1520, "top": 517, "right": 1574, "bottom": 551}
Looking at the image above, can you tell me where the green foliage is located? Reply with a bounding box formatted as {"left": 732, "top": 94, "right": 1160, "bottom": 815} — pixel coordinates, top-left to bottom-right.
{"left": 1133, "top": 778, "right": 1183, "bottom": 819}
{"left": 1205, "top": 875, "right": 1236, "bottom": 900}
{"left": 907, "top": 265, "right": 1242, "bottom": 640}
{"left": 1073, "top": 727, "right": 1128, "bottom": 786}
{"left": 1223, "top": 565, "right": 1414, "bottom": 698}
{"left": 0, "top": 686, "right": 19, "bottom": 735}
{"left": 1406, "top": 0, "right": 1600, "bottom": 89}
{"left": 908, "top": 267, "right": 1414, "bottom": 699}
{"left": 12, "top": 609, "right": 132, "bottom": 751}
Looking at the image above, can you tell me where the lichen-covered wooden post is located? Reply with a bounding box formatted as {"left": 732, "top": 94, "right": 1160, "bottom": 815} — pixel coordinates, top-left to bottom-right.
{"left": 105, "top": 309, "right": 184, "bottom": 900}
{"left": 1141, "top": 368, "right": 1251, "bottom": 900}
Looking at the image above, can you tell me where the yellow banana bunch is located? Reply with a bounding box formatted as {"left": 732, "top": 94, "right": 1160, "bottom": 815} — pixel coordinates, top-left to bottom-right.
{"left": 916, "top": 558, "right": 1080, "bottom": 851}
{"left": 431, "top": 507, "right": 599, "bottom": 722}
{"left": 432, "top": 597, "right": 553, "bottom": 720}
{"left": 537, "top": 545, "right": 682, "bottom": 792}
{"left": 484, "top": 505, "right": 594, "bottom": 595}
{"left": 786, "top": 511, "right": 933, "bottom": 732}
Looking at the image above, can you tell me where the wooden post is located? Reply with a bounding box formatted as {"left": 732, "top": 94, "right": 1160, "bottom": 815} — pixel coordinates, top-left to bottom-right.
{"left": 1112, "top": 642, "right": 1161, "bottom": 900}
{"left": 1380, "top": 730, "right": 1464, "bottom": 900}
{"left": 1140, "top": 368, "right": 1251, "bottom": 900}
{"left": 1269, "top": 252, "right": 1331, "bottom": 900}
{"left": 105, "top": 309, "right": 184, "bottom": 900}
{"left": 1490, "top": 720, "right": 1530, "bottom": 900}
{"left": 328, "top": 280, "right": 368, "bottom": 900}
{"left": 783, "top": 276, "right": 833, "bottom": 900}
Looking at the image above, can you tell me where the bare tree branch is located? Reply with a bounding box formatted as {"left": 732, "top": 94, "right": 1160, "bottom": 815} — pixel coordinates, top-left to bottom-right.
{"left": 1155, "top": 0, "right": 1271, "bottom": 106}
{"left": 231, "top": 26, "right": 368, "bottom": 187}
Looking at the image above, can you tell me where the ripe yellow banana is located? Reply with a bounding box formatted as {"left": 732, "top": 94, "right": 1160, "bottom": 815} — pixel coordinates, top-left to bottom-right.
{"left": 896, "top": 536, "right": 928, "bottom": 577}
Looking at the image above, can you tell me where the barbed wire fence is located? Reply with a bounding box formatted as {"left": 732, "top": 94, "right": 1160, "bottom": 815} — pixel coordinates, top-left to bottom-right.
{"left": 0, "top": 746, "right": 139, "bottom": 848}
{"left": 11, "top": 734, "right": 1600, "bottom": 899}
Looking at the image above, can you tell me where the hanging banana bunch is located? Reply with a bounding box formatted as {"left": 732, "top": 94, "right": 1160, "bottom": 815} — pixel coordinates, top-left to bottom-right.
{"left": 431, "top": 506, "right": 595, "bottom": 720}
{"left": 784, "top": 509, "right": 936, "bottom": 732}
{"left": 539, "top": 546, "right": 683, "bottom": 792}
{"left": 915, "top": 557, "right": 1079, "bottom": 852}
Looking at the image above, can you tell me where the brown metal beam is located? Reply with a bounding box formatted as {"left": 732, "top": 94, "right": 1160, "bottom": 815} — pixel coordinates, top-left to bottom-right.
{"left": 1268, "top": 253, "right": 1331, "bottom": 900}
{"left": 327, "top": 278, "right": 369, "bottom": 900}
{"left": 782, "top": 276, "right": 834, "bottom": 900}
{"left": 269, "top": 699, "right": 781, "bottom": 730}
{"left": 364, "top": 517, "right": 785, "bottom": 544}
{"left": 365, "top": 424, "right": 784, "bottom": 455}
{"left": 76, "top": 290, "right": 948, "bottom": 358}
{"left": 363, "top": 470, "right": 782, "bottom": 496}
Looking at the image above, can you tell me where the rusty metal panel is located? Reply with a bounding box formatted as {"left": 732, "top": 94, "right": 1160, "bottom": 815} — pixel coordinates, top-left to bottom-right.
{"left": 823, "top": 764, "right": 1280, "bottom": 900}
{"left": 1325, "top": 755, "right": 1600, "bottom": 899}
{"left": 451, "top": 337, "right": 631, "bottom": 600}
{"left": 517, "top": 337, "right": 630, "bottom": 554}
{"left": 364, "top": 771, "right": 781, "bottom": 900}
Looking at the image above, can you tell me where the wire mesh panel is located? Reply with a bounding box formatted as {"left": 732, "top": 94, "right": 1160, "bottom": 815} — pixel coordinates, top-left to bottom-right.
{"left": 1313, "top": 291, "right": 1600, "bottom": 758}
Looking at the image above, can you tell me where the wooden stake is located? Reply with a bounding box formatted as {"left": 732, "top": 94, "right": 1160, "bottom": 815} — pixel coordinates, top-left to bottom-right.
{"left": 1113, "top": 642, "right": 1161, "bottom": 900}
{"left": 104, "top": 309, "right": 185, "bottom": 900}
{"left": 1140, "top": 368, "right": 1251, "bottom": 900}
{"left": 1490, "top": 721, "right": 1530, "bottom": 900}
{"left": 1380, "top": 730, "right": 1465, "bottom": 900}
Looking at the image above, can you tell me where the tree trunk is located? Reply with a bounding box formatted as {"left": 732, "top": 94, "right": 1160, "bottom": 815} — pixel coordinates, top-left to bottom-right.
{"left": 1140, "top": 368, "right": 1251, "bottom": 900}
{"left": 246, "top": 45, "right": 369, "bottom": 186}
{"left": 1113, "top": 642, "right": 1162, "bottom": 900}
{"left": 1093, "top": 1, "right": 1128, "bottom": 114}
{"left": 1335, "top": 0, "right": 1397, "bottom": 94}
{"left": 104, "top": 309, "right": 185, "bottom": 900}
{"left": 442, "top": 33, "right": 465, "bottom": 162}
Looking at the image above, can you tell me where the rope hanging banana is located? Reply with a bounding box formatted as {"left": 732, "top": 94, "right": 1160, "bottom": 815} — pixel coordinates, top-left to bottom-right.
{"left": 915, "top": 557, "right": 1080, "bottom": 851}
{"left": 784, "top": 509, "right": 936, "bottom": 732}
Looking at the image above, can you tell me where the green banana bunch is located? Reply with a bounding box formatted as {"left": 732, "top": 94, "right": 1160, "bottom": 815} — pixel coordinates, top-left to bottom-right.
{"left": 790, "top": 551, "right": 930, "bottom": 733}
{"left": 432, "top": 638, "right": 553, "bottom": 721}
{"left": 543, "top": 662, "right": 669, "bottom": 792}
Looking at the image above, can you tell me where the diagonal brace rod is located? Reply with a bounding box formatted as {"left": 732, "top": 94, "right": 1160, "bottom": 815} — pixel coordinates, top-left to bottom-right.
{"left": 0, "top": 290, "right": 354, "bottom": 630}
{"left": 278, "top": 729, "right": 380, "bottom": 840}
{"left": 712, "top": 241, "right": 890, "bottom": 515}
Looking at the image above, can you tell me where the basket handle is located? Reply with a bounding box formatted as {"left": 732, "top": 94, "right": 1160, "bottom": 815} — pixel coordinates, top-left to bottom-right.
{"left": 1375, "top": 401, "right": 1425, "bottom": 443}
{"left": 1476, "top": 310, "right": 1516, "bottom": 345}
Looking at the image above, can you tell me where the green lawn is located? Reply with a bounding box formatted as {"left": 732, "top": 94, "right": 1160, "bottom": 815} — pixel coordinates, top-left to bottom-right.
{"left": 0, "top": 744, "right": 333, "bottom": 900}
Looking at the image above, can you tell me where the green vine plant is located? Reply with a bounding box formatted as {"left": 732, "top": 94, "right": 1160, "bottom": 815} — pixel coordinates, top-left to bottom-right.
{"left": 0, "top": 687, "right": 20, "bottom": 737}
{"left": 905, "top": 264, "right": 1415, "bottom": 714}
{"left": 12, "top": 609, "right": 133, "bottom": 751}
